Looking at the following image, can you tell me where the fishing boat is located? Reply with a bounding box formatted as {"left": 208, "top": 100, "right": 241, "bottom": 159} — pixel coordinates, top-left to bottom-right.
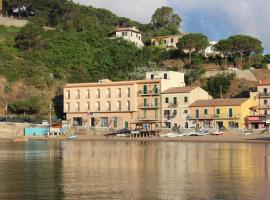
{"left": 13, "top": 137, "right": 29, "bottom": 142}
{"left": 67, "top": 135, "right": 78, "bottom": 140}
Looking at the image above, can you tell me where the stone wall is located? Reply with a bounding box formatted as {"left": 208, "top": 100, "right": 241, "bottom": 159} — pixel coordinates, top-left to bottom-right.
{"left": 0, "top": 123, "right": 29, "bottom": 138}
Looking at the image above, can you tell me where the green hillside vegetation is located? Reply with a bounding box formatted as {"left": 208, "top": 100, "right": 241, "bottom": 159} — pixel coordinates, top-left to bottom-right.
{"left": 0, "top": 0, "right": 269, "bottom": 119}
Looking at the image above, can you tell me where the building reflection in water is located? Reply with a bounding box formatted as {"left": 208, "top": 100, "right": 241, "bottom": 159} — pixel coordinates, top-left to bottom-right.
{"left": 61, "top": 141, "right": 270, "bottom": 200}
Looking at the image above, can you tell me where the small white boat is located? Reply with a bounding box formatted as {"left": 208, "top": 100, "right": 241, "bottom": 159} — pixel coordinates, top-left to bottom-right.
{"left": 212, "top": 129, "right": 224, "bottom": 135}
{"left": 67, "top": 135, "right": 77, "bottom": 140}
{"left": 161, "top": 132, "right": 183, "bottom": 138}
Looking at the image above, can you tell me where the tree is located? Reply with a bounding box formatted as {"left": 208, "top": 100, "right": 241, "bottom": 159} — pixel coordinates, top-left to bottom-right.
{"left": 151, "top": 7, "right": 181, "bottom": 33}
{"left": 228, "top": 35, "right": 263, "bottom": 67}
{"left": 203, "top": 73, "right": 235, "bottom": 98}
{"left": 8, "top": 96, "right": 40, "bottom": 116}
{"left": 15, "top": 22, "right": 45, "bottom": 50}
{"left": 214, "top": 39, "right": 233, "bottom": 69}
{"left": 177, "top": 33, "right": 209, "bottom": 65}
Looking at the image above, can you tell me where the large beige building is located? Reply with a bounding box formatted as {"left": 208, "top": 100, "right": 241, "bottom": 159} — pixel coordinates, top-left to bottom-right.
{"left": 109, "top": 26, "right": 144, "bottom": 48}
{"left": 64, "top": 71, "right": 185, "bottom": 129}
{"left": 161, "top": 87, "right": 212, "bottom": 128}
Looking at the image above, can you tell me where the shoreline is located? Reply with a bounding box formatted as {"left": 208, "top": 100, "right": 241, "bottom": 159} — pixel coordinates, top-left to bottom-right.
{"left": 2, "top": 134, "right": 270, "bottom": 144}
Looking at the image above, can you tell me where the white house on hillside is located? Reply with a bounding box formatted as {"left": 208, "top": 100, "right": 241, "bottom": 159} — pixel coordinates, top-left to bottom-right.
{"left": 109, "top": 26, "right": 144, "bottom": 48}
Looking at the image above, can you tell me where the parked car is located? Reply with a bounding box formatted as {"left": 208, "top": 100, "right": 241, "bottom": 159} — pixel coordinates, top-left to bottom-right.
{"left": 41, "top": 120, "right": 50, "bottom": 127}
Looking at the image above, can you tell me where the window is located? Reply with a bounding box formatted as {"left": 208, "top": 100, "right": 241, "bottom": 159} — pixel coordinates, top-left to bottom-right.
{"left": 66, "top": 102, "right": 70, "bottom": 112}
{"left": 106, "top": 101, "right": 111, "bottom": 111}
{"left": 113, "top": 117, "right": 118, "bottom": 128}
{"left": 144, "top": 109, "right": 147, "bottom": 119}
{"left": 164, "top": 73, "right": 168, "bottom": 79}
{"left": 164, "top": 110, "right": 170, "bottom": 119}
{"left": 96, "top": 102, "right": 100, "bottom": 111}
{"left": 165, "top": 97, "right": 169, "bottom": 103}
{"left": 86, "top": 89, "right": 90, "bottom": 99}
{"left": 151, "top": 74, "right": 154, "bottom": 79}
{"left": 155, "top": 98, "right": 158, "bottom": 107}
{"left": 96, "top": 89, "right": 100, "bottom": 99}
{"left": 127, "top": 101, "right": 131, "bottom": 111}
{"left": 264, "top": 110, "right": 268, "bottom": 115}
{"left": 163, "top": 40, "right": 167, "bottom": 44}
{"left": 184, "top": 97, "right": 188, "bottom": 103}
{"left": 184, "top": 110, "right": 188, "bottom": 114}
{"left": 143, "top": 85, "right": 148, "bottom": 94}
{"left": 264, "top": 88, "right": 268, "bottom": 93}
{"left": 66, "top": 90, "right": 70, "bottom": 99}
{"left": 204, "top": 109, "right": 208, "bottom": 115}
{"left": 216, "top": 108, "right": 220, "bottom": 115}
{"left": 173, "top": 97, "right": 177, "bottom": 105}
{"left": 144, "top": 98, "right": 147, "bottom": 107}
{"left": 117, "top": 88, "right": 121, "bottom": 98}
{"left": 117, "top": 101, "right": 122, "bottom": 111}
{"left": 127, "top": 88, "right": 131, "bottom": 97}
{"left": 196, "top": 109, "right": 199, "bottom": 118}
{"left": 264, "top": 99, "right": 268, "bottom": 105}
{"left": 106, "top": 88, "right": 111, "bottom": 98}
{"left": 229, "top": 108, "right": 233, "bottom": 118}
{"left": 101, "top": 117, "right": 109, "bottom": 127}
{"left": 86, "top": 102, "right": 90, "bottom": 111}
{"left": 172, "top": 110, "right": 177, "bottom": 117}
{"left": 122, "top": 32, "right": 127, "bottom": 36}
{"left": 76, "top": 102, "right": 80, "bottom": 112}
{"left": 76, "top": 90, "right": 80, "bottom": 99}
{"left": 155, "top": 110, "right": 158, "bottom": 119}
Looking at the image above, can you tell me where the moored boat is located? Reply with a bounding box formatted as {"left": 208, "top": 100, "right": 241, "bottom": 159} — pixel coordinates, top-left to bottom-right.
{"left": 13, "top": 137, "right": 29, "bottom": 142}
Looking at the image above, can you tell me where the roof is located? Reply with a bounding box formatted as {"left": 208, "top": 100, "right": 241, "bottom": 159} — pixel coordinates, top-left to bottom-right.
{"left": 190, "top": 98, "right": 248, "bottom": 107}
{"left": 64, "top": 79, "right": 161, "bottom": 88}
{"left": 162, "top": 86, "right": 197, "bottom": 94}
{"left": 258, "top": 78, "right": 270, "bottom": 86}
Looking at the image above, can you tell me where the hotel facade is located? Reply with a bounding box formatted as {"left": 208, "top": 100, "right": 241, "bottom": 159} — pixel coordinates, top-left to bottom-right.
{"left": 63, "top": 71, "right": 185, "bottom": 129}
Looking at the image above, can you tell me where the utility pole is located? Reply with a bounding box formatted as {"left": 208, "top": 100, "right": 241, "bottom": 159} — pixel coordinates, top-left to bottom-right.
{"left": 49, "top": 102, "right": 52, "bottom": 128}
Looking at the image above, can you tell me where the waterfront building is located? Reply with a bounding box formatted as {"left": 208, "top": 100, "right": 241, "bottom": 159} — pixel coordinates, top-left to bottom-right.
{"left": 63, "top": 71, "right": 185, "bottom": 129}
{"left": 109, "top": 26, "right": 144, "bottom": 48}
{"left": 161, "top": 86, "right": 212, "bottom": 128}
{"left": 246, "top": 78, "right": 270, "bottom": 129}
{"left": 188, "top": 92, "right": 258, "bottom": 129}
{"left": 0, "top": 0, "right": 3, "bottom": 15}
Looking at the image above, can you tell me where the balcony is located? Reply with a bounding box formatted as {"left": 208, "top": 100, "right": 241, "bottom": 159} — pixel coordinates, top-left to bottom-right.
{"left": 138, "top": 89, "right": 160, "bottom": 96}
{"left": 138, "top": 117, "right": 159, "bottom": 121}
{"left": 260, "top": 104, "right": 270, "bottom": 109}
{"left": 168, "top": 102, "right": 178, "bottom": 108}
{"left": 259, "top": 92, "right": 270, "bottom": 97}
{"left": 139, "top": 103, "right": 159, "bottom": 109}
{"left": 164, "top": 114, "right": 177, "bottom": 120}
{"left": 187, "top": 114, "right": 241, "bottom": 120}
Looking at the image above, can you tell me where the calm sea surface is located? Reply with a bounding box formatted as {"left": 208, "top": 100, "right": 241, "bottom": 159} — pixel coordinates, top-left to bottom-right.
{"left": 0, "top": 141, "right": 269, "bottom": 200}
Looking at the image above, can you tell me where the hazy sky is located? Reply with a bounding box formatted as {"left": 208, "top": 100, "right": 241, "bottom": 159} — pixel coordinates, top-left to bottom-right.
{"left": 75, "top": 0, "right": 270, "bottom": 53}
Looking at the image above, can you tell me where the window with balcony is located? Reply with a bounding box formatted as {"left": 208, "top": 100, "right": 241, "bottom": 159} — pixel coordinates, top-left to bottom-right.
{"left": 144, "top": 98, "right": 147, "bottom": 107}
{"left": 196, "top": 109, "right": 199, "bottom": 118}
{"left": 165, "top": 97, "right": 169, "bottom": 103}
{"left": 155, "top": 98, "right": 158, "bottom": 107}
{"left": 106, "top": 88, "right": 111, "bottom": 98}
{"left": 127, "top": 88, "right": 131, "bottom": 97}
{"left": 184, "top": 97, "right": 188, "bottom": 103}
{"left": 173, "top": 97, "right": 177, "bottom": 105}
{"left": 155, "top": 110, "right": 158, "bottom": 119}
{"left": 96, "top": 102, "right": 100, "bottom": 111}
{"left": 264, "top": 99, "right": 268, "bottom": 105}
{"left": 164, "top": 110, "right": 170, "bottom": 119}
{"left": 76, "top": 102, "right": 80, "bottom": 112}
{"left": 66, "top": 90, "right": 70, "bottom": 99}
{"left": 143, "top": 85, "right": 148, "bottom": 94}
{"left": 96, "top": 89, "right": 100, "bottom": 99}
{"left": 76, "top": 90, "right": 80, "bottom": 99}
{"left": 86, "top": 89, "right": 90, "bottom": 99}
{"left": 66, "top": 102, "right": 70, "bottom": 112}
{"left": 117, "top": 88, "right": 121, "bottom": 98}
{"left": 264, "top": 88, "right": 268, "bottom": 93}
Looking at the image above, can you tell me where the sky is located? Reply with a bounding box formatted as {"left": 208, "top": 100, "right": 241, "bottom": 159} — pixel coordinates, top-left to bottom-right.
{"left": 75, "top": 0, "right": 270, "bottom": 53}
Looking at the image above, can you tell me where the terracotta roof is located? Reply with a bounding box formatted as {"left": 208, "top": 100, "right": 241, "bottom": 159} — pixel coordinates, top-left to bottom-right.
{"left": 258, "top": 78, "right": 270, "bottom": 86}
{"left": 190, "top": 98, "right": 248, "bottom": 107}
{"left": 162, "top": 86, "right": 197, "bottom": 94}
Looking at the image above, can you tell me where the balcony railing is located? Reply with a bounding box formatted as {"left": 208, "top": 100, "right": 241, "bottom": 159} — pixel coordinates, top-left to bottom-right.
{"left": 138, "top": 89, "right": 160, "bottom": 96}
{"left": 259, "top": 92, "right": 270, "bottom": 97}
{"left": 187, "top": 114, "right": 241, "bottom": 120}
{"left": 139, "top": 103, "right": 159, "bottom": 109}
{"left": 168, "top": 102, "right": 178, "bottom": 108}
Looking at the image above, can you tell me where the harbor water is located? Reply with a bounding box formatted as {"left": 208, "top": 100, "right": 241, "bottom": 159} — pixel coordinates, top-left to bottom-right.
{"left": 0, "top": 141, "right": 269, "bottom": 200}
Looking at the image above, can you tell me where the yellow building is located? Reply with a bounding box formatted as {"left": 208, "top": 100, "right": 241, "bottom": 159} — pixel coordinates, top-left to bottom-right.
{"left": 188, "top": 92, "right": 258, "bottom": 129}
{"left": 0, "top": 0, "right": 3, "bottom": 14}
